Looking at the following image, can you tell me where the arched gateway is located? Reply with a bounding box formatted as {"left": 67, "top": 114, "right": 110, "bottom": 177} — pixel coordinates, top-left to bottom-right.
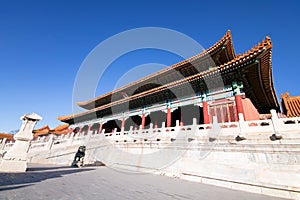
{"left": 58, "top": 30, "right": 280, "bottom": 132}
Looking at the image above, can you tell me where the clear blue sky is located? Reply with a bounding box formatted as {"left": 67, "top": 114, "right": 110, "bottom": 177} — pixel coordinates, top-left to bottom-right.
{"left": 0, "top": 0, "right": 299, "bottom": 132}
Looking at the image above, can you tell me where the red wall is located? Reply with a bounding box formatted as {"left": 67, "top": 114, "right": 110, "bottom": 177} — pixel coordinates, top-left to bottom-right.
{"left": 242, "top": 98, "right": 260, "bottom": 121}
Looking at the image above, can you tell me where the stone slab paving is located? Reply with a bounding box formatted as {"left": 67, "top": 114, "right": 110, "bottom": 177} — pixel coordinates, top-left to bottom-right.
{"left": 0, "top": 164, "right": 290, "bottom": 200}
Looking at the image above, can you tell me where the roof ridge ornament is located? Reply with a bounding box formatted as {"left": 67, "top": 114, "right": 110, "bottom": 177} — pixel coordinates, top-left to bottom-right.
{"left": 280, "top": 92, "right": 290, "bottom": 99}
{"left": 226, "top": 29, "right": 231, "bottom": 37}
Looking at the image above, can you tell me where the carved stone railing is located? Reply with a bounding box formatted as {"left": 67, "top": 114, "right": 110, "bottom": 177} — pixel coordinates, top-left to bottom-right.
{"left": 1, "top": 110, "right": 298, "bottom": 154}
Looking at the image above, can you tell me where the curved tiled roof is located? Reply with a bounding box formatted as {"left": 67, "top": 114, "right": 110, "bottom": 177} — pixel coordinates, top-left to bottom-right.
{"left": 52, "top": 124, "right": 69, "bottom": 131}
{"left": 59, "top": 35, "right": 279, "bottom": 123}
{"left": 77, "top": 30, "right": 236, "bottom": 110}
{"left": 281, "top": 92, "right": 300, "bottom": 117}
{"left": 0, "top": 133, "right": 14, "bottom": 141}
{"left": 33, "top": 125, "right": 51, "bottom": 136}
{"left": 33, "top": 124, "right": 70, "bottom": 137}
{"left": 50, "top": 124, "right": 70, "bottom": 135}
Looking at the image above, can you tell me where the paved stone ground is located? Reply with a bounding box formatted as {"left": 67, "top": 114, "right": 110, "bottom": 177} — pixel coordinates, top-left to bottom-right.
{"left": 0, "top": 164, "right": 289, "bottom": 200}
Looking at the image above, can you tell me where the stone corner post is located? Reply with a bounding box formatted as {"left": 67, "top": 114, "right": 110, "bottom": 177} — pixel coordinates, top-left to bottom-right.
{"left": 0, "top": 113, "right": 42, "bottom": 172}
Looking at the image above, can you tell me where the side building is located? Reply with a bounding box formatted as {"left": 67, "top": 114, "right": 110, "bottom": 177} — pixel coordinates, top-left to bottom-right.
{"left": 281, "top": 92, "right": 300, "bottom": 117}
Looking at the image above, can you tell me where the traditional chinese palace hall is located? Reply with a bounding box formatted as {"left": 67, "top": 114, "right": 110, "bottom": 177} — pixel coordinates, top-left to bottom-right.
{"left": 58, "top": 30, "right": 280, "bottom": 133}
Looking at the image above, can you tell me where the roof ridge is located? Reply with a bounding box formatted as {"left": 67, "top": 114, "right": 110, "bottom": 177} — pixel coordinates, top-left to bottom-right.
{"left": 226, "top": 36, "right": 272, "bottom": 67}
{"left": 33, "top": 125, "right": 50, "bottom": 132}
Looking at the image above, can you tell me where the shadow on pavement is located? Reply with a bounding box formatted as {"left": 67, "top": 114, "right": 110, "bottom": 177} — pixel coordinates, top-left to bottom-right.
{"left": 0, "top": 184, "right": 35, "bottom": 191}
{"left": 0, "top": 165, "right": 96, "bottom": 190}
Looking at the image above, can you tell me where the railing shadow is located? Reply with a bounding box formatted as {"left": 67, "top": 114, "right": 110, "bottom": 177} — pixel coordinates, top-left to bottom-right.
{"left": 26, "top": 165, "right": 73, "bottom": 171}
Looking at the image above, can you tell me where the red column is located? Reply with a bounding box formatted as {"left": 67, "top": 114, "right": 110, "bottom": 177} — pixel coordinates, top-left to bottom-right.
{"left": 88, "top": 125, "right": 91, "bottom": 132}
{"left": 67, "top": 128, "right": 74, "bottom": 134}
{"left": 166, "top": 108, "right": 172, "bottom": 127}
{"left": 235, "top": 95, "right": 244, "bottom": 121}
{"left": 226, "top": 104, "right": 231, "bottom": 122}
{"left": 121, "top": 118, "right": 126, "bottom": 130}
{"left": 141, "top": 114, "right": 145, "bottom": 129}
{"left": 98, "top": 123, "right": 103, "bottom": 134}
{"left": 203, "top": 101, "right": 210, "bottom": 124}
